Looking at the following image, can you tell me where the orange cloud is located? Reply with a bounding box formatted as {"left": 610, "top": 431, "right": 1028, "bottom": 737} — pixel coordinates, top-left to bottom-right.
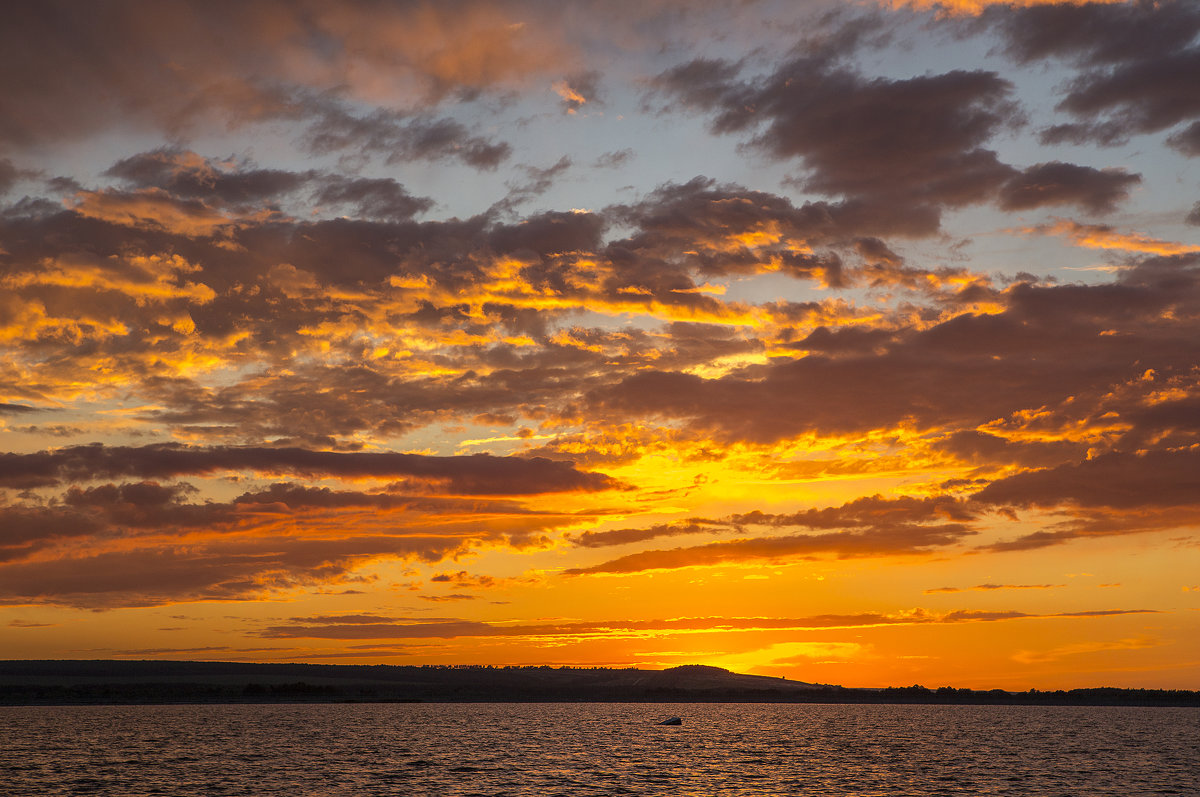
{"left": 882, "top": 0, "right": 1130, "bottom": 15}
{"left": 1033, "top": 219, "right": 1200, "bottom": 256}
{"left": 312, "top": 3, "right": 571, "bottom": 102}
{"left": 0, "top": 473, "right": 610, "bottom": 608}
{"left": 259, "top": 607, "right": 1161, "bottom": 640}
{"left": 924, "top": 583, "right": 1063, "bottom": 594}
{"left": 2, "top": 253, "right": 216, "bottom": 307}
{"left": 564, "top": 523, "right": 976, "bottom": 575}
{"left": 551, "top": 80, "right": 587, "bottom": 113}
{"left": 68, "top": 189, "right": 243, "bottom": 238}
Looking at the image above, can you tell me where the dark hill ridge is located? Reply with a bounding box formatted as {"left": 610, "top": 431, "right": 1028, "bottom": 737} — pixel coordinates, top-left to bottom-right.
{"left": 592, "top": 664, "right": 826, "bottom": 691}
{"left": 0, "top": 660, "right": 832, "bottom": 704}
{"left": 2, "top": 660, "right": 1198, "bottom": 705}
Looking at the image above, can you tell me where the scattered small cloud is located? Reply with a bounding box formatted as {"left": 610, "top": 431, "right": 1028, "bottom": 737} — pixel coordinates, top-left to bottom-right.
{"left": 924, "top": 583, "right": 1064, "bottom": 594}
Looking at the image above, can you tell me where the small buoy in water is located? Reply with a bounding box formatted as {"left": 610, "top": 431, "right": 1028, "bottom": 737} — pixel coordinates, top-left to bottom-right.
{"left": 659, "top": 716, "right": 682, "bottom": 726}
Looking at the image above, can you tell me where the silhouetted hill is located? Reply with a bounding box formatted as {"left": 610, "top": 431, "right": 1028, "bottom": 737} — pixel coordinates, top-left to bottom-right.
{"left": 1, "top": 660, "right": 1197, "bottom": 705}
{"left": 0, "top": 660, "right": 832, "bottom": 704}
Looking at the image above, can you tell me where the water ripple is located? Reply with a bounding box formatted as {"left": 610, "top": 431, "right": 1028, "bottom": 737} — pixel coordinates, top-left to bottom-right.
{"left": 1, "top": 703, "right": 1198, "bottom": 796}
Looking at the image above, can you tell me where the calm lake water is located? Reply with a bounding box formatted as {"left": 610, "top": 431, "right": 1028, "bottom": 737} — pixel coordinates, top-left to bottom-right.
{"left": 2, "top": 702, "right": 1197, "bottom": 796}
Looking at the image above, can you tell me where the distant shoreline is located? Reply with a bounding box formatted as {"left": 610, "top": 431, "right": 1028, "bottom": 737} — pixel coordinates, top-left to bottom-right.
{"left": 6, "top": 693, "right": 1200, "bottom": 708}
{"left": 3, "top": 660, "right": 1198, "bottom": 707}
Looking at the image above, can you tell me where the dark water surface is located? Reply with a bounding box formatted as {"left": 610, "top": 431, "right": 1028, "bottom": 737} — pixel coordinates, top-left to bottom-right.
{"left": 2, "top": 702, "right": 1197, "bottom": 795}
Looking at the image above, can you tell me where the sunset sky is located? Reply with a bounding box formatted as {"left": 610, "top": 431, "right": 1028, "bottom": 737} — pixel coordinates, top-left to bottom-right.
{"left": 2, "top": 0, "right": 1199, "bottom": 690}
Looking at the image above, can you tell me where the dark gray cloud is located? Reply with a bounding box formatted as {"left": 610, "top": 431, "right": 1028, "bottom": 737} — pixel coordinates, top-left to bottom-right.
{"left": 429, "top": 570, "right": 496, "bottom": 588}
{"left": 0, "top": 158, "right": 17, "bottom": 194}
{"left": 313, "top": 176, "right": 434, "bottom": 221}
{"left": 606, "top": 177, "right": 850, "bottom": 284}
{"left": 733, "top": 494, "right": 977, "bottom": 529}
{"left": 562, "top": 521, "right": 973, "bottom": 574}
{"left": 1167, "top": 122, "right": 1200, "bottom": 157}
{"left": 1057, "top": 49, "right": 1200, "bottom": 147}
{"left": 653, "top": 47, "right": 1145, "bottom": 228}
{"left": 0, "top": 402, "right": 41, "bottom": 415}
{"left": 794, "top": 324, "right": 895, "bottom": 356}
{"left": 570, "top": 520, "right": 726, "bottom": 548}
{"left": 973, "top": 448, "right": 1200, "bottom": 511}
{"left": 997, "top": 162, "right": 1140, "bottom": 214}
{"left": 495, "top": 156, "right": 573, "bottom": 211}
{"left": 592, "top": 148, "right": 634, "bottom": 169}
{"left": 0, "top": 506, "right": 106, "bottom": 564}
{"left": 302, "top": 108, "right": 513, "bottom": 170}
{"left": 564, "top": 495, "right": 979, "bottom": 574}
{"left": 489, "top": 207, "right": 602, "bottom": 257}
{"left": 925, "top": 583, "right": 1063, "bottom": 594}
{"left": 935, "top": 430, "right": 1089, "bottom": 471}
{"left": 0, "top": 444, "right": 619, "bottom": 495}
{"left": 993, "top": 0, "right": 1200, "bottom": 68}
{"left": 0, "top": 535, "right": 468, "bottom": 609}
{"left": 653, "top": 57, "right": 743, "bottom": 110}
{"left": 104, "top": 149, "right": 312, "bottom": 207}
{"left": 993, "top": 1, "right": 1200, "bottom": 152}
{"left": 1037, "top": 121, "right": 1131, "bottom": 148}
{"left": 653, "top": 54, "right": 1035, "bottom": 229}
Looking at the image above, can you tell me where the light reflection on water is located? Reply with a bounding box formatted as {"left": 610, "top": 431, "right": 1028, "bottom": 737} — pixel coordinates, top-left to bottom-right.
{"left": 2, "top": 702, "right": 1198, "bottom": 795}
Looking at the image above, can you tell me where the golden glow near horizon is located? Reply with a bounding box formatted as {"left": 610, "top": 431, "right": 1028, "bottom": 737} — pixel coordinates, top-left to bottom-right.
{"left": 884, "top": 0, "right": 1130, "bottom": 14}
{"left": 2, "top": 0, "right": 1199, "bottom": 691}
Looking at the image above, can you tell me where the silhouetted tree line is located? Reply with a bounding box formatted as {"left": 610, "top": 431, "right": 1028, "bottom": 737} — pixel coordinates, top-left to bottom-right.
{"left": 871, "top": 684, "right": 1200, "bottom": 706}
